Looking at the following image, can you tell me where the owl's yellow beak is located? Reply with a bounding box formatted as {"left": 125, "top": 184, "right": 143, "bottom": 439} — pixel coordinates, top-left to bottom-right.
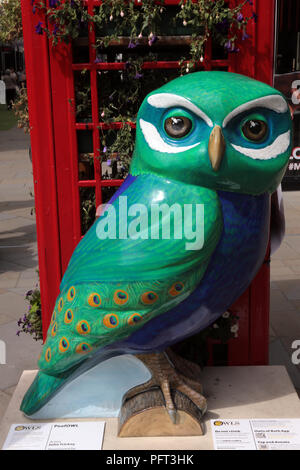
{"left": 208, "top": 125, "right": 225, "bottom": 172}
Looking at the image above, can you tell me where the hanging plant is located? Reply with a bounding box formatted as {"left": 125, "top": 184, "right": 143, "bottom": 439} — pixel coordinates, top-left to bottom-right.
{"left": 30, "top": 0, "right": 256, "bottom": 176}
{"left": 32, "top": 0, "right": 91, "bottom": 45}
{"left": 0, "top": 0, "right": 23, "bottom": 43}
{"left": 32, "top": 0, "right": 254, "bottom": 59}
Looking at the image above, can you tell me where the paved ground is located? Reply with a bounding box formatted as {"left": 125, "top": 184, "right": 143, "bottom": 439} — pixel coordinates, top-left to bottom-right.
{"left": 0, "top": 126, "right": 299, "bottom": 423}
{"left": 0, "top": 127, "right": 40, "bottom": 421}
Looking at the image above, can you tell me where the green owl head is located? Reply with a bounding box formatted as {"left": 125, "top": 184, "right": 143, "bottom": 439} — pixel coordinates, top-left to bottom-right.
{"left": 130, "top": 71, "right": 292, "bottom": 195}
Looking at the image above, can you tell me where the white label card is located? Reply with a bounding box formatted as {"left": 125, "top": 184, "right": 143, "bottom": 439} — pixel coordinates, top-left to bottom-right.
{"left": 2, "top": 421, "right": 105, "bottom": 450}
{"left": 211, "top": 419, "right": 300, "bottom": 450}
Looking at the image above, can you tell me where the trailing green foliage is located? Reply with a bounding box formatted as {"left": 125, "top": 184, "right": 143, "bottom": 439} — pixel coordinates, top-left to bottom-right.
{"left": 0, "top": 0, "right": 23, "bottom": 43}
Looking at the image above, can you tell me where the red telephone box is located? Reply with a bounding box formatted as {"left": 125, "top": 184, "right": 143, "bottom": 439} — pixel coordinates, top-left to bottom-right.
{"left": 20, "top": 0, "right": 276, "bottom": 365}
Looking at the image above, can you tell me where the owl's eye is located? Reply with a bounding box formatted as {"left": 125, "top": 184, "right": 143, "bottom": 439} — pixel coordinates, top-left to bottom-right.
{"left": 164, "top": 116, "right": 192, "bottom": 138}
{"left": 242, "top": 119, "right": 268, "bottom": 142}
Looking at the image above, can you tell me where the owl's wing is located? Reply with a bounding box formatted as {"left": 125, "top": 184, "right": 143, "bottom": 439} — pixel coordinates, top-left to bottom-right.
{"left": 60, "top": 173, "right": 222, "bottom": 289}
{"left": 20, "top": 174, "right": 222, "bottom": 416}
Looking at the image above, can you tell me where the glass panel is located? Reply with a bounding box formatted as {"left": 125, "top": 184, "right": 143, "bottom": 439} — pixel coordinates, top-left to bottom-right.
{"left": 211, "top": 65, "right": 228, "bottom": 71}
{"left": 77, "top": 130, "right": 93, "bottom": 154}
{"left": 72, "top": 10, "right": 89, "bottom": 64}
{"left": 72, "top": 38, "right": 90, "bottom": 64}
{"left": 74, "top": 70, "right": 92, "bottom": 122}
{"left": 101, "top": 156, "right": 128, "bottom": 180}
{"left": 78, "top": 153, "right": 94, "bottom": 180}
{"left": 94, "top": 4, "right": 197, "bottom": 38}
{"left": 94, "top": 44, "right": 191, "bottom": 62}
{"left": 99, "top": 126, "right": 135, "bottom": 179}
{"left": 101, "top": 185, "right": 121, "bottom": 205}
{"left": 97, "top": 68, "right": 180, "bottom": 122}
{"left": 212, "top": 41, "right": 228, "bottom": 60}
{"left": 80, "top": 186, "right": 96, "bottom": 235}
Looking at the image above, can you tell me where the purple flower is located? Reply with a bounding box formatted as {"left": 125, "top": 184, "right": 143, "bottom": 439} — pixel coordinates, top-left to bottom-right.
{"left": 247, "top": 0, "right": 254, "bottom": 4}
{"left": 128, "top": 40, "right": 137, "bottom": 49}
{"left": 16, "top": 331, "right": 21, "bottom": 336}
{"left": 94, "top": 56, "right": 102, "bottom": 63}
{"left": 26, "top": 290, "right": 33, "bottom": 296}
{"left": 107, "top": 159, "right": 111, "bottom": 166}
{"left": 148, "top": 35, "right": 158, "bottom": 46}
{"left": 35, "top": 21, "right": 43, "bottom": 35}
{"left": 49, "top": 0, "right": 59, "bottom": 7}
{"left": 134, "top": 72, "right": 143, "bottom": 79}
{"left": 32, "top": 6, "right": 36, "bottom": 14}
{"left": 103, "top": 146, "right": 107, "bottom": 153}
{"left": 17, "top": 319, "right": 22, "bottom": 326}
{"left": 23, "top": 314, "right": 27, "bottom": 322}
{"left": 237, "top": 13, "right": 243, "bottom": 22}
{"left": 225, "top": 40, "right": 240, "bottom": 53}
{"left": 53, "top": 24, "right": 59, "bottom": 36}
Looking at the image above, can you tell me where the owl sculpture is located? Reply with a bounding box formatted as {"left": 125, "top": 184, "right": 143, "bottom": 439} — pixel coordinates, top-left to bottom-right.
{"left": 21, "top": 71, "right": 292, "bottom": 420}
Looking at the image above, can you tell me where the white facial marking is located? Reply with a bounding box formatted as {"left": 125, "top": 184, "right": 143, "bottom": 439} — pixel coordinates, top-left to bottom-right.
{"left": 140, "top": 119, "right": 199, "bottom": 153}
{"left": 223, "top": 95, "right": 288, "bottom": 128}
{"left": 231, "top": 130, "right": 290, "bottom": 160}
{"left": 147, "top": 93, "right": 213, "bottom": 127}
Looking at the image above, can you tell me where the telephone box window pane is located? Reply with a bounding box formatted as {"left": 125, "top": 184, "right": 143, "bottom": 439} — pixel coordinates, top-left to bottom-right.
{"left": 97, "top": 69, "right": 180, "bottom": 121}
{"left": 73, "top": 38, "right": 89, "bottom": 64}
{"left": 94, "top": 4, "right": 195, "bottom": 38}
{"left": 212, "top": 66, "right": 228, "bottom": 72}
{"left": 102, "top": 186, "right": 120, "bottom": 205}
{"left": 80, "top": 186, "right": 96, "bottom": 235}
{"left": 78, "top": 153, "right": 95, "bottom": 180}
{"left": 99, "top": 127, "right": 135, "bottom": 180}
{"left": 102, "top": 157, "right": 128, "bottom": 181}
{"left": 72, "top": 7, "right": 88, "bottom": 63}
{"left": 77, "top": 130, "right": 93, "bottom": 154}
{"left": 74, "top": 70, "right": 92, "bottom": 123}
{"left": 212, "top": 42, "right": 228, "bottom": 60}
{"left": 94, "top": 44, "right": 191, "bottom": 61}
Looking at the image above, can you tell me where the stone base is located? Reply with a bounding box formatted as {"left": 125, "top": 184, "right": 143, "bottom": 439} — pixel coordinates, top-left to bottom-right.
{"left": 1, "top": 366, "right": 300, "bottom": 450}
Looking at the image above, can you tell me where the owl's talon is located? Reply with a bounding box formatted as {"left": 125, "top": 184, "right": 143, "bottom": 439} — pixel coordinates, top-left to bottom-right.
{"left": 136, "top": 351, "right": 206, "bottom": 423}
{"left": 167, "top": 407, "right": 177, "bottom": 424}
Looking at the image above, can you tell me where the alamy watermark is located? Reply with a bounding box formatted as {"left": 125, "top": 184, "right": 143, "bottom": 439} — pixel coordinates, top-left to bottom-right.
{"left": 0, "top": 340, "right": 6, "bottom": 365}
{"left": 291, "top": 340, "right": 300, "bottom": 365}
{"left": 96, "top": 196, "right": 205, "bottom": 251}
